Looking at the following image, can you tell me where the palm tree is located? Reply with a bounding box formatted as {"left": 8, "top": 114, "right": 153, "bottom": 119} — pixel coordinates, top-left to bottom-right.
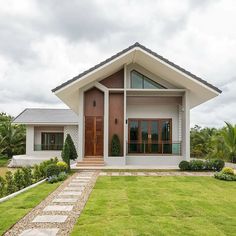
{"left": 221, "top": 122, "right": 236, "bottom": 162}
{"left": 0, "top": 121, "right": 26, "bottom": 158}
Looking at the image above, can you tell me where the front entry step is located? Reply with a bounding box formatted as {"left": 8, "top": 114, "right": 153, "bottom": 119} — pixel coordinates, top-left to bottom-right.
{"left": 77, "top": 157, "right": 105, "bottom": 167}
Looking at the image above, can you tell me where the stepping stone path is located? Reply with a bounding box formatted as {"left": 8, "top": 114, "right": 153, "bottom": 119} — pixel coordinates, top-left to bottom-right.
{"left": 5, "top": 171, "right": 99, "bottom": 236}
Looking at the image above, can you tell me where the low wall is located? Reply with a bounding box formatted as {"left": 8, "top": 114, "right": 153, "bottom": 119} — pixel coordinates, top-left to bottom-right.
{"left": 126, "top": 156, "right": 183, "bottom": 166}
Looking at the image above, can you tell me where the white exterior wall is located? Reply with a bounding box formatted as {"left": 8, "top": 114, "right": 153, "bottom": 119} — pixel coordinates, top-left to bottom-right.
{"left": 25, "top": 125, "right": 79, "bottom": 158}
{"left": 64, "top": 125, "right": 79, "bottom": 150}
{"left": 126, "top": 103, "right": 180, "bottom": 142}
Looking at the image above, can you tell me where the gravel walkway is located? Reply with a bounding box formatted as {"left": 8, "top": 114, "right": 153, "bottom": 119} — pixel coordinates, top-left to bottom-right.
{"left": 4, "top": 170, "right": 100, "bottom": 236}
{"left": 100, "top": 171, "right": 214, "bottom": 176}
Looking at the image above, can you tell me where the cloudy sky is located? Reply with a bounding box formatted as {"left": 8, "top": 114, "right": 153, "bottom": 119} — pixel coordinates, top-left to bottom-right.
{"left": 0, "top": 0, "right": 235, "bottom": 127}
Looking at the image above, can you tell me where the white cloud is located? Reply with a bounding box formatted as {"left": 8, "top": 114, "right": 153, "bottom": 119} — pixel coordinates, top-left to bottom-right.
{"left": 0, "top": 0, "right": 235, "bottom": 128}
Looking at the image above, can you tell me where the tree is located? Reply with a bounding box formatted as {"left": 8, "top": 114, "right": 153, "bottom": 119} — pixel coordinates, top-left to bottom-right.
{"left": 111, "top": 134, "right": 121, "bottom": 156}
{"left": 0, "top": 120, "right": 26, "bottom": 157}
{"left": 221, "top": 122, "right": 236, "bottom": 163}
{"left": 190, "top": 125, "right": 216, "bottom": 158}
{"left": 61, "top": 134, "right": 78, "bottom": 170}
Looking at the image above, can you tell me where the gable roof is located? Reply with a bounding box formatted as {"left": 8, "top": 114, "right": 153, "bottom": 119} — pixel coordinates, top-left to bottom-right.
{"left": 13, "top": 108, "right": 78, "bottom": 124}
{"left": 52, "top": 42, "right": 221, "bottom": 94}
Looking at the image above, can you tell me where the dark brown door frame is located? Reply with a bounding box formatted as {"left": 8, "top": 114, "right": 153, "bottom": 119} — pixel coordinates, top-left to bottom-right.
{"left": 85, "top": 116, "right": 104, "bottom": 157}
{"left": 128, "top": 118, "right": 172, "bottom": 154}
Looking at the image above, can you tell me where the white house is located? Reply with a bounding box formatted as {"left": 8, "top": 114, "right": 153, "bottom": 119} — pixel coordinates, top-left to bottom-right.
{"left": 12, "top": 42, "right": 221, "bottom": 167}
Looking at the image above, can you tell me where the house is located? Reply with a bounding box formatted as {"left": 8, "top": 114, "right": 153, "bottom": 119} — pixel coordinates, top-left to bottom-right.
{"left": 12, "top": 42, "right": 221, "bottom": 167}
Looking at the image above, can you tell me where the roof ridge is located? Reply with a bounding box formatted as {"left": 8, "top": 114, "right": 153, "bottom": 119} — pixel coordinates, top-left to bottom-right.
{"left": 52, "top": 42, "right": 221, "bottom": 94}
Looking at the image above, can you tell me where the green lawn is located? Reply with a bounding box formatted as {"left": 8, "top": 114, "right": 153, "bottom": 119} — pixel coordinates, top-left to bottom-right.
{"left": 0, "top": 182, "right": 61, "bottom": 235}
{"left": 71, "top": 176, "right": 236, "bottom": 236}
{"left": 0, "top": 155, "right": 10, "bottom": 167}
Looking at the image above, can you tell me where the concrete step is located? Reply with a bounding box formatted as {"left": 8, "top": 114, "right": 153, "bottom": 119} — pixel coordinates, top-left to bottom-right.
{"left": 83, "top": 158, "right": 104, "bottom": 162}
{"left": 77, "top": 162, "right": 105, "bottom": 167}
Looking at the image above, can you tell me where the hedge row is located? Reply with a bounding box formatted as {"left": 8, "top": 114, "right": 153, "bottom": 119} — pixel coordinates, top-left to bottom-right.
{"left": 179, "top": 159, "right": 225, "bottom": 171}
{"left": 0, "top": 158, "right": 68, "bottom": 198}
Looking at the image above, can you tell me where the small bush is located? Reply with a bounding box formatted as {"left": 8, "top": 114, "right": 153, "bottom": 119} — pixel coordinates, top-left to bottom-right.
{"left": 5, "top": 171, "right": 16, "bottom": 194}
{"left": 14, "top": 169, "right": 25, "bottom": 191}
{"left": 36, "top": 157, "right": 58, "bottom": 178}
{"left": 45, "top": 164, "right": 60, "bottom": 178}
{"left": 179, "top": 161, "right": 190, "bottom": 171}
{"left": 0, "top": 176, "right": 6, "bottom": 197}
{"left": 57, "top": 172, "right": 68, "bottom": 181}
{"left": 33, "top": 164, "right": 43, "bottom": 181}
{"left": 47, "top": 175, "right": 58, "bottom": 184}
{"left": 204, "top": 160, "right": 214, "bottom": 170}
{"left": 22, "top": 166, "right": 33, "bottom": 187}
{"left": 62, "top": 134, "right": 78, "bottom": 171}
{"left": 189, "top": 160, "right": 205, "bottom": 171}
{"left": 212, "top": 159, "right": 225, "bottom": 171}
{"left": 221, "top": 167, "right": 234, "bottom": 175}
{"left": 111, "top": 134, "right": 121, "bottom": 156}
{"left": 214, "top": 172, "right": 236, "bottom": 181}
{"left": 57, "top": 161, "right": 68, "bottom": 172}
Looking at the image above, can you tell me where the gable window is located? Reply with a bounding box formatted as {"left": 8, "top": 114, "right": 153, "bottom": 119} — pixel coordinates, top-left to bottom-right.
{"left": 130, "top": 70, "right": 166, "bottom": 89}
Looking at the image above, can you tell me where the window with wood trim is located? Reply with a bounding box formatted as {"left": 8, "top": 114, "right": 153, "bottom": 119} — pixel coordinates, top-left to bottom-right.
{"left": 130, "top": 70, "right": 166, "bottom": 89}
{"left": 128, "top": 119, "right": 173, "bottom": 154}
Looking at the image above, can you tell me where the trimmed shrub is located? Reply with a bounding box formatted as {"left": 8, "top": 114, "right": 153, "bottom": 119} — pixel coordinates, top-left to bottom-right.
{"left": 111, "top": 134, "right": 121, "bottom": 156}
{"left": 57, "top": 161, "right": 68, "bottom": 172}
{"left": 33, "top": 164, "right": 43, "bottom": 181}
{"left": 22, "top": 166, "right": 33, "bottom": 187}
{"left": 189, "top": 160, "right": 205, "bottom": 171}
{"left": 212, "top": 159, "right": 225, "bottom": 171}
{"left": 179, "top": 161, "right": 190, "bottom": 171}
{"left": 204, "top": 160, "right": 214, "bottom": 170}
{"left": 45, "top": 164, "right": 60, "bottom": 178}
{"left": 214, "top": 172, "right": 236, "bottom": 181}
{"left": 221, "top": 167, "right": 234, "bottom": 175}
{"left": 38, "top": 158, "right": 59, "bottom": 178}
{"left": 62, "top": 134, "right": 78, "bottom": 171}
{"left": 57, "top": 172, "right": 68, "bottom": 181}
{"left": 14, "top": 169, "right": 25, "bottom": 191}
{"left": 5, "top": 171, "right": 16, "bottom": 194}
{"left": 0, "top": 176, "right": 6, "bottom": 197}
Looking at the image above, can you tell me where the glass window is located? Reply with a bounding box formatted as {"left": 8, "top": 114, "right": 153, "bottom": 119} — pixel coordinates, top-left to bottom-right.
{"left": 41, "top": 132, "right": 64, "bottom": 150}
{"left": 131, "top": 70, "right": 166, "bottom": 89}
{"left": 131, "top": 70, "right": 143, "bottom": 88}
{"left": 129, "top": 121, "right": 139, "bottom": 152}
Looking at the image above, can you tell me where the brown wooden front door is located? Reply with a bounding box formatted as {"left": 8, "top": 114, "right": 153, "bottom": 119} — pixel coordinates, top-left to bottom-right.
{"left": 85, "top": 116, "right": 103, "bottom": 157}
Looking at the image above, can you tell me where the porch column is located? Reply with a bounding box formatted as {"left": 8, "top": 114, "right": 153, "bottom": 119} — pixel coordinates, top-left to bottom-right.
{"left": 26, "top": 125, "right": 34, "bottom": 155}
{"left": 78, "top": 89, "right": 83, "bottom": 161}
{"left": 182, "top": 90, "right": 190, "bottom": 161}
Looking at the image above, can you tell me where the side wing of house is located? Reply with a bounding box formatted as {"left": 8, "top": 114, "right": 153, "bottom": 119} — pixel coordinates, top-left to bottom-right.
{"left": 12, "top": 109, "right": 79, "bottom": 165}
{"left": 52, "top": 43, "right": 221, "bottom": 167}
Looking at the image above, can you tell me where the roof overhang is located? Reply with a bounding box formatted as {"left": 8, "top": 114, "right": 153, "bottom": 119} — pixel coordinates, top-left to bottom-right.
{"left": 52, "top": 43, "right": 221, "bottom": 113}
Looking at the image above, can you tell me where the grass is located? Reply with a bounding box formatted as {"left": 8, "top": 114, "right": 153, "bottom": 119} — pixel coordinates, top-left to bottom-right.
{"left": 71, "top": 176, "right": 236, "bottom": 236}
{"left": 0, "top": 155, "right": 14, "bottom": 177}
{"left": 0, "top": 181, "right": 61, "bottom": 235}
{"left": 0, "top": 155, "right": 10, "bottom": 167}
